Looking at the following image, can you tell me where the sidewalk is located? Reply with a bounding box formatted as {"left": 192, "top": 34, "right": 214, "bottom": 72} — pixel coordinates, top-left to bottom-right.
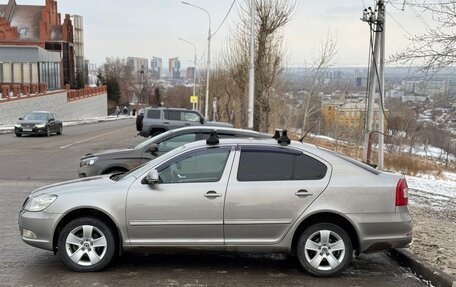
{"left": 0, "top": 115, "right": 134, "bottom": 134}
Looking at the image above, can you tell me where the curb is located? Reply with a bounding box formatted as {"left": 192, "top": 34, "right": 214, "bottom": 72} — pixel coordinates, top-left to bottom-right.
{"left": 388, "top": 248, "right": 456, "bottom": 287}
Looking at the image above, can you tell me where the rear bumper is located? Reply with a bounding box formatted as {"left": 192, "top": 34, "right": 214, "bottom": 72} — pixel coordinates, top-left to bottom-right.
{"left": 350, "top": 211, "right": 413, "bottom": 253}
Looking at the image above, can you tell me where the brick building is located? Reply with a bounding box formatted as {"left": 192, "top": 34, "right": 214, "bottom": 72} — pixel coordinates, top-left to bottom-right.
{"left": 0, "top": 0, "right": 75, "bottom": 88}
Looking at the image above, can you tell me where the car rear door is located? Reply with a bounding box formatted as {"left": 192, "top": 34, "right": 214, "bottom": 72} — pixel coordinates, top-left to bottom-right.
{"left": 126, "top": 146, "right": 235, "bottom": 246}
{"left": 223, "top": 146, "right": 332, "bottom": 245}
{"left": 163, "top": 110, "right": 183, "bottom": 130}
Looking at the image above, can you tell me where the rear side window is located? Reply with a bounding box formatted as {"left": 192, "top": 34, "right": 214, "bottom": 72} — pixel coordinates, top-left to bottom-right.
{"left": 164, "top": 110, "right": 181, "bottom": 120}
{"left": 237, "top": 147, "right": 327, "bottom": 181}
{"left": 147, "top": 110, "right": 160, "bottom": 119}
{"left": 237, "top": 150, "right": 294, "bottom": 181}
{"left": 294, "top": 154, "right": 327, "bottom": 180}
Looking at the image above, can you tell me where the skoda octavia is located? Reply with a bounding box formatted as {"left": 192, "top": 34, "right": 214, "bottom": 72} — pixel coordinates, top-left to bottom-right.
{"left": 18, "top": 132, "right": 412, "bottom": 276}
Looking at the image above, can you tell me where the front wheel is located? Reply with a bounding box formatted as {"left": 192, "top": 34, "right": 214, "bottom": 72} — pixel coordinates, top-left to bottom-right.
{"left": 297, "top": 223, "right": 353, "bottom": 277}
{"left": 46, "top": 126, "right": 51, "bottom": 137}
{"left": 57, "top": 125, "right": 63, "bottom": 135}
{"left": 15, "top": 133, "right": 22, "bottom": 137}
{"left": 58, "top": 217, "right": 115, "bottom": 272}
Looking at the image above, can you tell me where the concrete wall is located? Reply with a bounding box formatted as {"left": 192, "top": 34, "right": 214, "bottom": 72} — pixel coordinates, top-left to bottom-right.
{"left": 0, "top": 91, "right": 107, "bottom": 125}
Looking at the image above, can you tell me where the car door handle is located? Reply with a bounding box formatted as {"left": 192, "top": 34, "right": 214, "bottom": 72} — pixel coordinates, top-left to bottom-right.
{"left": 295, "top": 189, "right": 313, "bottom": 197}
{"left": 204, "top": 191, "right": 222, "bottom": 198}
{"left": 163, "top": 122, "right": 170, "bottom": 124}
{"left": 184, "top": 123, "right": 191, "bottom": 126}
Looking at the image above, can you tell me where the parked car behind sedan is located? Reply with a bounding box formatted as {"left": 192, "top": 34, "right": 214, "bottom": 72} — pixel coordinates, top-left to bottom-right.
{"left": 19, "top": 131, "right": 412, "bottom": 276}
{"left": 14, "top": 111, "right": 63, "bottom": 137}
{"left": 78, "top": 126, "right": 269, "bottom": 177}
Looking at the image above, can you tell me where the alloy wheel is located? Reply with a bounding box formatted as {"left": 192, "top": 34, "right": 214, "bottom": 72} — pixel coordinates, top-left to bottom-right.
{"left": 65, "top": 225, "right": 108, "bottom": 267}
{"left": 303, "top": 229, "right": 346, "bottom": 271}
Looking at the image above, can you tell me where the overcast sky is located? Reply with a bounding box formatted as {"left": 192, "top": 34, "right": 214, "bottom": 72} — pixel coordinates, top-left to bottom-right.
{"left": 9, "top": 0, "right": 430, "bottom": 68}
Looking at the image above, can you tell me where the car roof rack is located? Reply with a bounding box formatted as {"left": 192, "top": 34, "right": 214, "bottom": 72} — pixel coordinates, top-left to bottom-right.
{"left": 206, "top": 130, "right": 219, "bottom": 145}
{"left": 274, "top": 129, "right": 290, "bottom": 146}
{"left": 272, "top": 130, "right": 281, "bottom": 139}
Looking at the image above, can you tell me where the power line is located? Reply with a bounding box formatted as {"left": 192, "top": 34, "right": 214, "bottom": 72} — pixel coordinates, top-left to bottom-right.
{"left": 404, "top": 0, "right": 434, "bottom": 31}
{"left": 386, "top": 10, "right": 414, "bottom": 37}
{"left": 212, "top": 0, "right": 236, "bottom": 38}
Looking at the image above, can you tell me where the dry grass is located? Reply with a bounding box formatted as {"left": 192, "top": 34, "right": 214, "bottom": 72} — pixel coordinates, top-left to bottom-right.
{"left": 298, "top": 135, "right": 455, "bottom": 176}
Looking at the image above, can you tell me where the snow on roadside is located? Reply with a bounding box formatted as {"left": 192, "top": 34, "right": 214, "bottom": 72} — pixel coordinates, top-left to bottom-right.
{"left": 406, "top": 172, "right": 456, "bottom": 211}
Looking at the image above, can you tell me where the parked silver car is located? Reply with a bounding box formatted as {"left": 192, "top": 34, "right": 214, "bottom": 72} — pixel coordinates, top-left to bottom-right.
{"left": 78, "top": 126, "right": 268, "bottom": 177}
{"left": 18, "top": 131, "right": 412, "bottom": 276}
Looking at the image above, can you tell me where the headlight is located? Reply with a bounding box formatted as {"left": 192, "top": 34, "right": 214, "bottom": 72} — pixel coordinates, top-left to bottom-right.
{"left": 80, "top": 156, "right": 99, "bottom": 167}
{"left": 35, "top": 123, "right": 46, "bottom": 128}
{"left": 15, "top": 124, "right": 21, "bottom": 128}
{"left": 24, "top": 194, "right": 57, "bottom": 212}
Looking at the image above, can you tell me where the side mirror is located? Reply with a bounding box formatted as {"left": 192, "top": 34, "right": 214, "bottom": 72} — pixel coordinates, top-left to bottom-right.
{"left": 142, "top": 169, "right": 159, "bottom": 185}
{"left": 199, "top": 117, "right": 205, "bottom": 124}
{"left": 146, "top": 143, "right": 158, "bottom": 153}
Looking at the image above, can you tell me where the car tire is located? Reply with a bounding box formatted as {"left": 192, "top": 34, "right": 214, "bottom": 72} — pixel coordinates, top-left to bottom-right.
{"left": 15, "top": 133, "right": 22, "bottom": 137}
{"left": 58, "top": 217, "right": 116, "bottom": 272}
{"left": 57, "top": 125, "right": 63, "bottom": 135}
{"left": 46, "top": 126, "right": 51, "bottom": 137}
{"left": 297, "top": 223, "right": 353, "bottom": 277}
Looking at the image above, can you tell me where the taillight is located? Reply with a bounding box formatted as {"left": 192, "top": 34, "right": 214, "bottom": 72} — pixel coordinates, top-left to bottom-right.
{"left": 396, "top": 178, "right": 409, "bottom": 206}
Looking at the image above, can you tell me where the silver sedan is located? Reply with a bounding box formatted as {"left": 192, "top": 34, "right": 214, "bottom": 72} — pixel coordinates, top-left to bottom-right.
{"left": 18, "top": 134, "right": 412, "bottom": 276}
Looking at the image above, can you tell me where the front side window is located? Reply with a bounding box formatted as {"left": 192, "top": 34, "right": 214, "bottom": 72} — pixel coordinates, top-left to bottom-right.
{"left": 158, "top": 133, "right": 197, "bottom": 153}
{"left": 158, "top": 147, "right": 231, "bottom": 184}
{"left": 183, "top": 112, "right": 200, "bottom": 122}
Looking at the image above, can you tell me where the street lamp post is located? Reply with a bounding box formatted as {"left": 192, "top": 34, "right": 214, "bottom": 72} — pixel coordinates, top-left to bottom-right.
{"left": 178, "top": 37, "right": 198, "bottom": 111}
{"left": 182, "top": 1, "right": 211, "bottom": 119}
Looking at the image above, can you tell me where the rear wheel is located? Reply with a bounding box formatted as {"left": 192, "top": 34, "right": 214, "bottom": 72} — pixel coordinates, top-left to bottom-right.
{"left": 58, "top": 217, "right": 115, "bottom": 272}
{"left": 297, "top": 223, "right": 352, "bottom": 277}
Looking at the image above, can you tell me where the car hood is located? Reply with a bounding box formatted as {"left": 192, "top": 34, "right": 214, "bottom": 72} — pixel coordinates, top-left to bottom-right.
{"left": 31, "top": 175, "right": 116, "bottom": 196}
{"left": 205, "top": 121, "right": 233, "bottom": 127}
{"left": 82, "top": 148, "right": 135, "bottom": 159}
{"left": 18, "top": 120, "right": 47, "bottom": 125}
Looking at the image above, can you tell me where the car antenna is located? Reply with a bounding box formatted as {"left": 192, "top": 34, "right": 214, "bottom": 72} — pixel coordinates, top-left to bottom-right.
{"left": 277, "top": 129, "right": 291, "bottom": 146}
{"left": 206, "top": 130, "right": 219, "bottom": 145}
{"left": 299, "top": 127, "right": 313, "bottom": 143}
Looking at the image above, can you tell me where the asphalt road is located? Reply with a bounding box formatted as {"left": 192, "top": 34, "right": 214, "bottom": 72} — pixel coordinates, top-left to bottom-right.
{"left": 0, "top": 120, "right": 427, "bottom": 286}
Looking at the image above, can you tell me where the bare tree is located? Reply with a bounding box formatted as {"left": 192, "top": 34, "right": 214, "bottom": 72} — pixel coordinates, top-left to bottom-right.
{"left": 301, "top": 34, "right": 337, "bottom": 137}
{"left": 389, "top": 0, "right": 456, "bottom": 73}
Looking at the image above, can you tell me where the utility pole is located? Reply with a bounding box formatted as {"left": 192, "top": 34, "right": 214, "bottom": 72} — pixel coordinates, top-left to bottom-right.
{"left": 361, "top": 0, "right": 385, "bottom": 165}
{"left": 247, "top": 0, "right": 255, "bottom": 130}
{"left": 378, "top": 8, "right": 386, "bottom": 170}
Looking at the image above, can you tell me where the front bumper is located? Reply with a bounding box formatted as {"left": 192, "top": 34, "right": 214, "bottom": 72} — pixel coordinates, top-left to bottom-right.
{"left": 78, "top": 164, "right": 102, "bottom": 178}
{"left": 18, "top": 209, "right": 61, "bottom": 251}
{"left": 15, "top": 127, "right": 48, "bottom": 135}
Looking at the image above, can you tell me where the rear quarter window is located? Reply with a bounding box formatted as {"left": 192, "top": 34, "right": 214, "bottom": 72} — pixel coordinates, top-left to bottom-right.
{"left": 147, "top": 110, "right": 161, "bottom": 119}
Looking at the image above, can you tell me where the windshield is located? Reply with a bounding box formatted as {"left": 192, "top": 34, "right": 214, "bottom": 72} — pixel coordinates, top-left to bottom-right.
{"left": 24, "top": 112, "right": 48, "bottom": 121}
{"left": 114, "top": 144, "right": 188, "bottom": 181}
{"left": 134, "top": 130, "right": 175, "bottom": 150}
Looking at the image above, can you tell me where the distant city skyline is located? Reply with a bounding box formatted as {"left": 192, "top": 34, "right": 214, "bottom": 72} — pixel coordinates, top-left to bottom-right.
{"left": 5, "top": 0, "right": 434, "bottom": 68}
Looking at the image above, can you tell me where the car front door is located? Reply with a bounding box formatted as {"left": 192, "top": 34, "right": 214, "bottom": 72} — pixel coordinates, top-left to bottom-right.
{"left": 224, "top": 146, "right": 331, "bottom": 245}
{"left": 126, "top": 146, "right": 235, "bottom": 245}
